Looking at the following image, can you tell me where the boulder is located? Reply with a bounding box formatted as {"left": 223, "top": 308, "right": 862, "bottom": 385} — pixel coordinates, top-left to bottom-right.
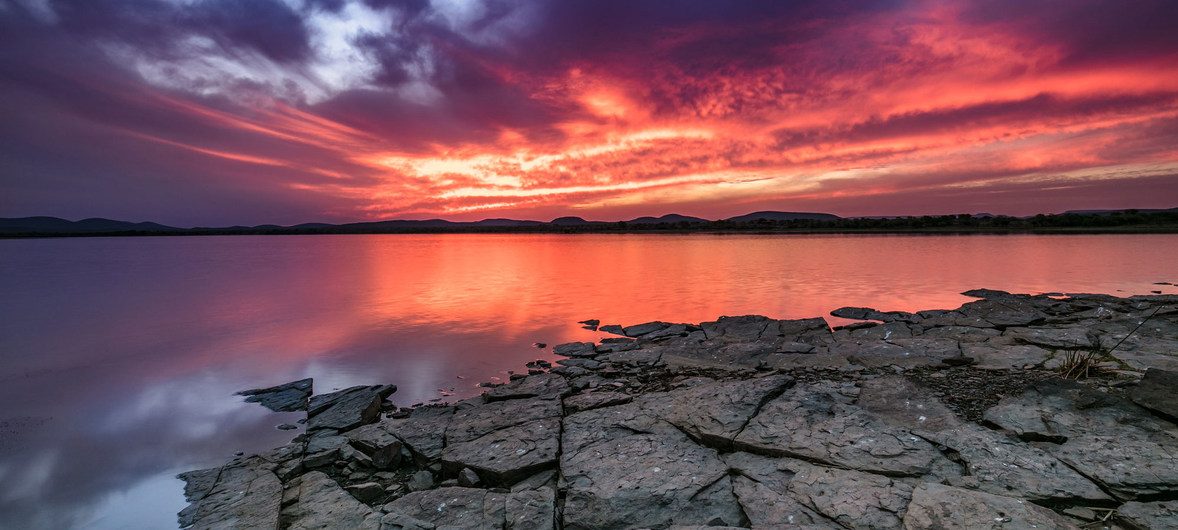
{"left": 902, "top": 482, "right": 1079, "bottom": 530}
{"left": 236, "top": 378, "right": 313, "bottom": 412}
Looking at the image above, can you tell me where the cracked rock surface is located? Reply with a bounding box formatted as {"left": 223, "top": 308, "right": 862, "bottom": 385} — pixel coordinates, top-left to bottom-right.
{"left": 179, "top": 290, "right": 1178, "bottom": 529}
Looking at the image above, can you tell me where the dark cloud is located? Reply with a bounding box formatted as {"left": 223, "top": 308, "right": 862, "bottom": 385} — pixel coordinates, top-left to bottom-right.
{"left": 958, "top": 0, "right": 1178, "bottom": 67}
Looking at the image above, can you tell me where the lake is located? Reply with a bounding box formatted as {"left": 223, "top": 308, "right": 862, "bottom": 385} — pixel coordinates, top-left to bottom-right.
{"left": 1, "top": 233, "right": 1175, "bottom": 529}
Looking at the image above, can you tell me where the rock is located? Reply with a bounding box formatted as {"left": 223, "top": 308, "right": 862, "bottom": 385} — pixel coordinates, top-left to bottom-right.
{"left": 723, "top": 452, "right": 832, "bottom": 527}
{"left": 457, "top": 467, "right": 481, "bottom": 488}
{"left": 562, "top": 391, "right": 632, "bottom": 413}
{"left": 984, "top": 378, "right": 1178, "bottom": 500}
{"left": 788, "top": 463, "right": 913, "bottom": 529}
{"left": 561, "top": 432, "right": 744, "bottom": 529}
{"left": 829, "top": 341, "right": 941, "bottom": 370}
{"left": 960, "top": 344, "right": 1052, "bottom": 370}
{"left": 1117, "top": 500, "right": 1178, "bottom": 529}
{"left": 857, "top": 375, "right": 962, "bottom": 433}
{"left": 923, "top": 424, "right": 1110, "bottom": 502}
{"left": 555, "top": 358, "right": 603, "bottom": 370}
{"left": 830, "top": 306, "right": 879, "bottom": 320}
{"left": 941, "top": 354, "right": 975, "bottom": 366}
{"left": 1131, "top": 368, "right": 1178, "bottom": 421}
{"left": 701, "top": 315, "right": 774, "bottom": 341}
{"left": 236, "top": 378, "right": 313, "bottom": 412}
{"left": 553, "top": 342, "right": 597, "bottom": 357}
{"left": 277, "top": 423, "right": 298, "bottom": 430}
{"left": 445, "top": 397, "right": 561, "bottom": 445}
{"left": 379, "top": 512, "right": 436, "bottom": 529}
{"left": 598, "top": 324, "right": 626, "bottom": 336}
{"left": 177, "top": 457, "right": 282, "bottom": 530}
{"left": 734, "top": 381, "right": 955, "bottom": 477}
{"left": 384, "top": 487, "right": 506, "bottom": 528}
{"left": 483, "top": 372, "right": 571, "bottom": 402}
{"left": 442, "top": 417, "right": 561, "bottom": 486}
{"left": 659, "top": 374, "right": 795, "bottom": 448}
{"left": 505, "top": 487, "right": 555, "bottom": 530}
{"left": 1005, "top": 327, "right": 1095, "bottom": 349}
{"left": 346, "top": 482, "right": 384, "bottom": 504}
{"left": 407, "top": 470, "right": 434, "bottom": 492}
{"left": 902, "top": 482, "right": 1079, "bottom": 530}
{"left": 307, "top": 385, "right": 395, "bottom": 432}
{"left": 286, "top": 471, "right": 382, "bottom": 529}
{"left": 958, "top": 297, "right": 1049, "bottom": 328}
{"left": 623, "top": 321, "right": 670, "bottom": 337}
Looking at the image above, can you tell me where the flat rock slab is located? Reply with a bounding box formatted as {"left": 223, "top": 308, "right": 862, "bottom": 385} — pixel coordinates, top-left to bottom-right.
{"left": 922, "top": 424, "right": 1110, "bottom": 503}
{"left": 285, "top": 471, "right": 382, "bottom": 529}
{"left": 984, "top": 378, "right": 1178, "bottom": 500}
{"left": 442, "top": 417, "right": 561, "bottom": 486}
{"left": 384, "top": 487, "right": 507, "bottom": 528}
{"left": 788, "top": 463, "right": 913, "bottom": 529}
{"left": 177, "top": 457, "right": 282, "bottom": 530}
{"left": 660, "top": 374, "right": 794, "bottom": 447}
{"left": 561, "top": 432, "right": 744, "bottom": 529}
{"left": 903, "top": 482, "right": 1079, "bottom": 530}
{"left": 445, "top": 397, "right": 561, "bottom": 445}
{"left": 734, "top": 381, "right": 955, "bottom": 477}
{"left": 236, "top": 378, "right": 313, "bottom": 412}
{"left": 724, "top": 452, "right": 833, "bottom": 528}
{"left": 307, "top": 384, "right": 395, "bottom": 431}
{"left": 482, "top": 373, "right": 570, "bottom": 402}
{"left": 1117, "top": 500, "right": 1178, "bottom": 529}
{"left": 562, "top": 390, "right": 631, "bottom": 413}
{"left": 1131, "top": 368, "right": 1178, "bottom": 421}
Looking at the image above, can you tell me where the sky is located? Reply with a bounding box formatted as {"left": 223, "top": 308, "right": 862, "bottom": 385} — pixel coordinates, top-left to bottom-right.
{"left": 1, "top": 0, "right": 1177, "bottom": 226}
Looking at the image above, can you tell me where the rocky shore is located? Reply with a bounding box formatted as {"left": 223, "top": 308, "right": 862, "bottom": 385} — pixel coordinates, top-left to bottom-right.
{"left": 179, "top": 289, "right": 1178, "bottom": 529}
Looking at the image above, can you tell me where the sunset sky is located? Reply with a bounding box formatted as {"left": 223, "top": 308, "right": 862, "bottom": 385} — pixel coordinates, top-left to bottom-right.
{"left": 2, "top": 0, "right": 1177, "bottom": 226}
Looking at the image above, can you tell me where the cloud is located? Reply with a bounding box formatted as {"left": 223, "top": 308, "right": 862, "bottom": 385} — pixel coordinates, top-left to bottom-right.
{"left": 1, "top": 0, "right": 1177, "bottom": 225}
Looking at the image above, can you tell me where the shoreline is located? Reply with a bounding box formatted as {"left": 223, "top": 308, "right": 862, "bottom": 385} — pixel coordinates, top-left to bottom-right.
{"left": 179, "top": 289, "right": 1178, "bottom": 529}
{"left": 7, "top": 224, "right": 1178, "bottom": 239}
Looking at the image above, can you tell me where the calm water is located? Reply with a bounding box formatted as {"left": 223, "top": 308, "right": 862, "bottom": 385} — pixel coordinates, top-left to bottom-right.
{"left": 1, "top": 233, "right": 1176, "bottom": 529}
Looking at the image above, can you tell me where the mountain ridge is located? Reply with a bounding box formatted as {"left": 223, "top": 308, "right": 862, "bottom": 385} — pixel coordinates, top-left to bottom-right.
{"left": 2, "top": 207, "right": 1175, "bottom": 236}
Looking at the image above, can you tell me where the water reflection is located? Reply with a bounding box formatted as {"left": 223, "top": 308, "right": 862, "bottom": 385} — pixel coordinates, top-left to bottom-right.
{"left": 0, "top": 233, "right": 1175, "bottom": 528}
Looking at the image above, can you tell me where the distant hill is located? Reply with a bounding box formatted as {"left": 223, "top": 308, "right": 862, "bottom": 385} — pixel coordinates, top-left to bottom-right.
{"left": 550, "top": 216, "right": 605, "bottom": 226}
{"left": 0, "top": 216, "right": 179, "bottom": 234}
{"left": 5, "top": 207, "right": 1174, "bottom": 236}
{"left": 725, "top": 211, "right": 841, "bottom": 222}
{"left": 1061, "top": 207, "right": 1178, "bottom": 216}
{"left": 625, "top": 214, "right": 709, "bottom": 224}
